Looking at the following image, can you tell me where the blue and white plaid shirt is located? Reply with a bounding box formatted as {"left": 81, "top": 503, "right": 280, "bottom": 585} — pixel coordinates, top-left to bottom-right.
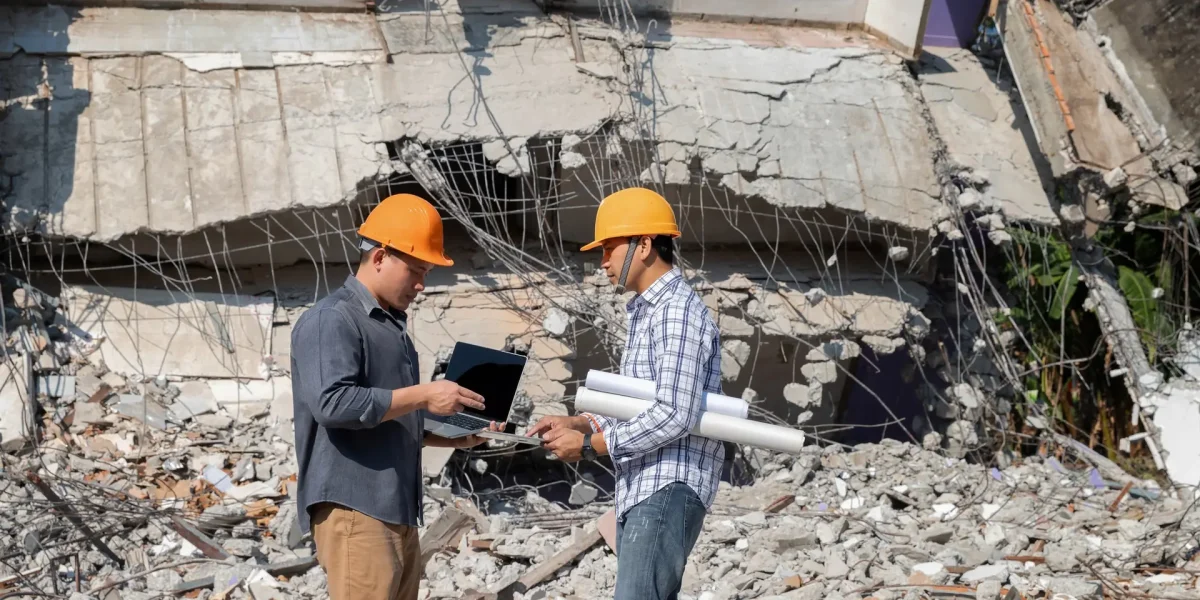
{"left": 583, "top": 268, "right": 725, "bottom": 519}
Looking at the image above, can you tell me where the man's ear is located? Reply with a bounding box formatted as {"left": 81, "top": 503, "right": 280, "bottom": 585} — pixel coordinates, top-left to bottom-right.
{"left": 638, "top": 236, "right": 654, "bottom": 261}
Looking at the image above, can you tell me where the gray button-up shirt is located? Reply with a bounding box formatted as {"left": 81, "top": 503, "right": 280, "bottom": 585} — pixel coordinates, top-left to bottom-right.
{"left": 291, "top": 275, "right": 425, "bottom": 534}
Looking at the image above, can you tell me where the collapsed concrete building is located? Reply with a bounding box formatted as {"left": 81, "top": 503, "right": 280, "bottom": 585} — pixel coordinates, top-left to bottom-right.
{"left": 1, "top": 0, "right": 1199, "bottom": 598}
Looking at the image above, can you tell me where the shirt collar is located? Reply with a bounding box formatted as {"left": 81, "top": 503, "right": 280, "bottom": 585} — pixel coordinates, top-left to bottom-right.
{"left": 628, "top": 269, "right": 682, "bottom": 310}
{"left": 344, "top": 275, "right": 408, "bottom": 323}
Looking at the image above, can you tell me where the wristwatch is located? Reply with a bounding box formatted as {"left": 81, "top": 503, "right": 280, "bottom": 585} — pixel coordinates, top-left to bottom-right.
{"left": 581, "top": 434, "right": 598, "bottom": 461}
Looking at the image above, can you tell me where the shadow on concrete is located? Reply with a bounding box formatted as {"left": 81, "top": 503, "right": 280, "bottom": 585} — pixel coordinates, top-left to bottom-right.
{"left": 1, "top": 5, "right": 90, "bottom": 248}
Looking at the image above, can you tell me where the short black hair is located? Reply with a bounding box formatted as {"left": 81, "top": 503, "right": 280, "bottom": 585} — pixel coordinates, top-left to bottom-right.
{"left": 651, "top": 235, "right": 674, "bottom": 265}
{"left": 358, "top": 242, "right": 398, "bottom": 266}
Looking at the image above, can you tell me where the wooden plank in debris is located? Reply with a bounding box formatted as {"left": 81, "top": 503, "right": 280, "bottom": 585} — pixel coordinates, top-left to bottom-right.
{"left": 1108, "top": 481, "right": 1133, "bottom": 512}
{"left": 597, "top": 509, "right": 617, "bottom": 552}
{"left": 26, "top": 472, "right": 124, "bottom": 567}
{"left": 499, "top": 524, "right": 604, "bottom": 598}
{"left": 1003, "top": 555, "right": 1046, "bottom": 564}
{"left": 169, "top": 515, "right": 231, "bottom": 560}
{"left": 87, "top": 382, "right": 112, "bottom": 404}
{"left": 454, "top": 498, "right": 491, "bottom": 535}
{"left": 419, "top": 505, "right": 474, "bottom": 567}
{"left": 763, "top": 494, "right": 795, "bottom": 513}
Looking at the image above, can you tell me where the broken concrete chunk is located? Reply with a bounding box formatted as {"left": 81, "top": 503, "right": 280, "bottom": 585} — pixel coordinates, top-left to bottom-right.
{"left": 196, "top": 414, "right": 233, "bottom": 429}
{"left": 956, "top": 189, "right": 983, "bottom": 210}
{"left": 800, "top": 361, "right": 838, "bottom": 385}
{"left": 805, "top": 339, "right": 860, "bottom": 362}
{"left": 168, "top": 381, "right": 219, "bottom": 422}
{"left": 115, "top": 395, "right": 168, "bottom": 430}
{"left": 888, "top": 246, "right": 911, "bottom": 261}
{"left": 861, "top": 335, "right": 905, "bottom": 355}
{"left": 988, "top": 230, "right": 1013, "bottom": 246}
{"left": 960, "top": 564, "right": 1008, "bottom": 584}
{"left": 720, "top": 340, "right": 751, "bottom": 381}
{"left": 560, "top": 151, "right": 587, "bottom": 169}
{"left": 783, "top": 382, "right": 820, "bottom": 410}
{"left": 568, "top": 481, "right": 598, "bottom": 505}
{"left": 542, "top": 308, "right": 572, "bottom": 337}
{"left": 38, "top": 374, "right": 75, "bottom": 398}
{"left": 1103, "top": 167, "right": 1128, "bottom": 189}
{"left": 72, "top": 401, "right": 105, "bottom": 426}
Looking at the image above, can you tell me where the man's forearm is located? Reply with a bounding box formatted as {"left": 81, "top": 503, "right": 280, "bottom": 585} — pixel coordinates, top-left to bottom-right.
{"left": 591, "top": 432, "right": 609, "bottom": 456}
{"left": 382, "top": 386, "right": 426, "bottom": 422}
{"left": 423, "top": 432, "right": 469, "bottom": 448}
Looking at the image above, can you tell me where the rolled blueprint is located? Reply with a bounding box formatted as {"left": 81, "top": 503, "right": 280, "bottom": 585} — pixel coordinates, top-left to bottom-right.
{"left": 575, "top": 387, "right": 805, "bottom": 454}
{"left": 585, "top": 370, "right": 750, "bottom": 419}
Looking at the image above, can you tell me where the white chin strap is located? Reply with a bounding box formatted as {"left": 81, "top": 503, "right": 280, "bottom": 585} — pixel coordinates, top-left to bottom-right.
{"left": 615, "top": 237, "right": 639, "bottom": 292}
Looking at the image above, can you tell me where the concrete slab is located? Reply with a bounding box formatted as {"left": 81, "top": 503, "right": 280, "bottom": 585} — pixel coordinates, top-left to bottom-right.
{"left": 423, "top": 447, "right": 456, "bottom": 478}
{"left": 1033, "top": 0, "right": 1147, "bottom": 173}
{"left": 185, "top": 70, "right": 246, "bottom": 227}
{"left": 63, "top": 286, "right": 274, "bottom": 379}
{"left": 1152, "top": 381, "right": 1200, "bottom": 487}
{"left": 276, "top": 66, "right": 344, "bottom": 209}
{"left": 90, "top": 57, "right": 150, "bottom": 239}
{"left": 168, "top": 381, "right": 219, "bottom": 422}
{"left": 0, "top": 360, "right": 30, "bottom": 451}
{"left": 45, "top": 57, "right": 96, "bottom": 238}
{"left": 38, "top": 375, "right": 75, "bottom": 398}
{"left": 3, "top": 6, "right": 381, "bottom": 55}
{"left": 208, "top": 378, "right": 291, "bottom": 422}
{"left": 143, "top": 56, "right": 195, "bottom": 233}
{"left": 918, "top": 48, "right": 1059, "bottom": 226}
{"left": 236, "top": 70, "right": 294, "bottom": 215}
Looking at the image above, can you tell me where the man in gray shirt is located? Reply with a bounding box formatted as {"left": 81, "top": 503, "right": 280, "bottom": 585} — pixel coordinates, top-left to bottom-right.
{"left": 291, "top": 193, "right": 498, "bottom": 600}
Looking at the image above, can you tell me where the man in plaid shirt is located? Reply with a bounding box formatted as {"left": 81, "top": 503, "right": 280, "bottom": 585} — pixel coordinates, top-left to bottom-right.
{"left": 528, "top": 187, "right": 724, "bottom": 600}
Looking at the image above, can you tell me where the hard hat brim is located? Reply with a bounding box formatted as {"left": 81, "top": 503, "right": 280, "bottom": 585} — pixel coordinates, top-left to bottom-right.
{"left": 580, "top": 231, "right": 680, "bottom": 252}
{"left": 360, "top": 237, "right": 454, "bottom": 267}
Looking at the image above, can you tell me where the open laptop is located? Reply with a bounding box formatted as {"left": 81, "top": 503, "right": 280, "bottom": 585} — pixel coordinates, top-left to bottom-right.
{"left": 423, "top": 341, "right": 528, "bottom": 438}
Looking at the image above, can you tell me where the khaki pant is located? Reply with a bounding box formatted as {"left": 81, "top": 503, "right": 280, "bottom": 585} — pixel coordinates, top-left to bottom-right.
{"left": 311, "top": 503, "right": 421, "bottom": 600}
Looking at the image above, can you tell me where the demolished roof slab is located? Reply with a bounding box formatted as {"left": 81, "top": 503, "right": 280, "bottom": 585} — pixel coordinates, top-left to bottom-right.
{"left": 917, "top": 48, "right": 1060, "bottom": 226}
{"left": 2, "top": 1, "right": 1059, "bottom": 249}
{"left": 550, "top": 32, "right": 949, "bottom": 251}
{"left": 0, "top": 1, "right": 618, "bottom": 241}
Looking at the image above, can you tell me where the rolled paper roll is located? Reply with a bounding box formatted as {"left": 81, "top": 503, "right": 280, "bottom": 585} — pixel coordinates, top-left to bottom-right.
{"left": 575, "top": 387, "right": 805, "bottom": 454}
{"left": 584, "top": 370, "right": 750, "bottom": 419}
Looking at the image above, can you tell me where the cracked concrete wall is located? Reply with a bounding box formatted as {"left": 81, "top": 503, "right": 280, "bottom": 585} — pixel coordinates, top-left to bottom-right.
{"left": 0, "top": 0, "right": 618, "bottom": 241}
{"left": 552, "top": 33, "right": 959, "bottom": 257}
{"left": 36, "top": 240, "right": 931, "bottom": 435}
{"left": 863, "top": 0, "right": 929, "bottom": 59}
{"left": 2, "top": 0, "right": 1062, "bottom": 250}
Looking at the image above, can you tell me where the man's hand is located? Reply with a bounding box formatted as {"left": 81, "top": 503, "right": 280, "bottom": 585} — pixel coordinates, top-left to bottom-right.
{"left": 421, "top": 380, "right": 486, "bottom": 416}
{"left": 525, "top": 415, "right": 591, "bottom": 437}
{"left": 542, "top": 428, "right": 585, "bottom": 462}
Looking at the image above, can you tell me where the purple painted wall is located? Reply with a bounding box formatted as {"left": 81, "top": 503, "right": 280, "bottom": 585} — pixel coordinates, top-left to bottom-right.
{"left": 923, "top": 0, "right": 989, "bottom": 47}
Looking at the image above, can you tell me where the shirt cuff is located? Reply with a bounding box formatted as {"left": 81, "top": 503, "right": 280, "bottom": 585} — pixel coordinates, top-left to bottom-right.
{"left": 601, "top": 425, "right": 620, "bottom": 459}
{"left": 359, "top": 388, "right": 393, "bottom": 428}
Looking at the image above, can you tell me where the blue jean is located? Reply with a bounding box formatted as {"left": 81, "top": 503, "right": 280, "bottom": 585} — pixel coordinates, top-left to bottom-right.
{"left": 614, "top": 482, "right": 708, "bottom": 600}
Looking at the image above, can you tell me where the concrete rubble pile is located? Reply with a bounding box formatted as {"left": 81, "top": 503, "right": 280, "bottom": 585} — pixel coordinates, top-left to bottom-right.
{"left": 4, "top": 308, "right": 1200, "bottom": 600}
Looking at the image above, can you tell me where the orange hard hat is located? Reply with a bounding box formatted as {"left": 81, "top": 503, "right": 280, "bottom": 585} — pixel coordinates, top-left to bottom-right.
{"left": 580, "top": 187, "right": 681, "bottom": 251}
{"left": 357, "top": 193, "right": 453, "bottom": 267}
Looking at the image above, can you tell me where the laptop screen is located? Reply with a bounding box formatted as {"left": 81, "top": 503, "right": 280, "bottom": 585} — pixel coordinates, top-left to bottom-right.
{"left": 444, "top": 342, "right": 527, "bottom": 423}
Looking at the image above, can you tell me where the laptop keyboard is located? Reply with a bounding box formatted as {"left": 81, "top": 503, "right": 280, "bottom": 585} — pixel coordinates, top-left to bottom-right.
{"left": 443, "top": 413, "right": 491, "bottom": 431}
